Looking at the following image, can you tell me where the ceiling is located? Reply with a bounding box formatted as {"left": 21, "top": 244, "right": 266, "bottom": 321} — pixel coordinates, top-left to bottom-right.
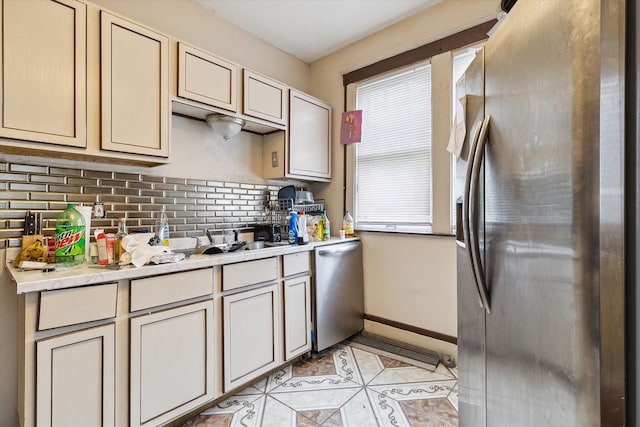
{"left": 192, "top": 0, "right": 442, "bottom": 63}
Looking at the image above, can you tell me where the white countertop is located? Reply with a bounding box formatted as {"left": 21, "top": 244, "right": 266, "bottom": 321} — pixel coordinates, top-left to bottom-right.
{"left": 6, "top": 237, "right": 359, "bottom": 294}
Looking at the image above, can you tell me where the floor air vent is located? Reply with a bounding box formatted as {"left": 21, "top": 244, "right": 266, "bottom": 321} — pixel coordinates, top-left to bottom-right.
{"left": 349, "top": 331, "right": 446, "bottom": 369}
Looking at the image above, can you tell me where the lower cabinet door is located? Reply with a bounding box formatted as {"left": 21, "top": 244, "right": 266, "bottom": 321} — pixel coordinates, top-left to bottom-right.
{"left": 223, "top": 284, "right": 281, "bottom": 391}
{"left": 283, "top": 276, "right": 312, "bottom": 360}
{"left": 36, "top": 323, "right": 115, "bottom": 427}
{"left": 130, "top": 301, "right": 215, "bottom": 427}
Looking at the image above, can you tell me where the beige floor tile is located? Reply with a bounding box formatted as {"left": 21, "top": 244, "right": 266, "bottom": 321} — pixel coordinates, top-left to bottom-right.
{"left": 182, "top": 343, "right": 458, "bottom": 427}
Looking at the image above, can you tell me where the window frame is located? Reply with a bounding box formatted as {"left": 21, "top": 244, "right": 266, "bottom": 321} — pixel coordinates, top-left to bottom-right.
{"left": 342, "top": 20, "right": 495, "bottom": 237}
{"left": 353, "top": 61, "right": 434, "bottom": 234}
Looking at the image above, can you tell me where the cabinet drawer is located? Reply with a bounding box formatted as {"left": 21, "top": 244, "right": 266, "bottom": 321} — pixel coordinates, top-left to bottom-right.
{"left": 283, "top": 252, "right": 310, "bottom": 277}
{"left": 130, "top": 269, "right": 213, "bottom": 312}
{"left": 222, "top": 257, "right": 278, "bottom": 291}
{"left": 39, "top": 283, "right": 118, "bottom": 330}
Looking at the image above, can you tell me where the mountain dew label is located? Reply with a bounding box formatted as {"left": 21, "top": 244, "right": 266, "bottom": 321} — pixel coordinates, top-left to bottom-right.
{"left": 55, "top": 227, "right": 85, "bottom": 257}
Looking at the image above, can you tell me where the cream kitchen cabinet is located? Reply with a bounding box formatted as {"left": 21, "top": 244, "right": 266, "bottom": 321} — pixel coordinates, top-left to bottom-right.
{"left": 263, "top": 89, "right": 332, "bottom": 182}
{"left": 130, "top": 300, "right": 215, "bottom": 427}
{"left": 36, "top": 324, "right": 115, "bottom": 427}
{"left": 129, "top": 269, "right": 215, "bottom": 427}
{"left": 283, "top": 276, "right": 312, "bottom": 360}
{"left": 221, "top": 257, "right": 281, "bottom": 393}
{"left": 242, "top": 69, "right": 287, "bottom": 125}
{"left": 172, "top": 43, "right": 286, "bottom": 135}
{"left": 28, "top": 283, "right": 119, "bottom": 427}
{"left": 289, "top": 89, "right": 332, "bottom": 179}
{"left": 177, "top": 42, "right": 238, "bottom": 112}
{"left": 0, "top": 0, "right": 86, "bottom": 148}
{"left": 0, "top": 2, "right": 170, "bottom": 165}
{"left": 223, "top": 283, "right": 282, "bottom": 392}
{"left": 100, "top": 11, "right": 169, "bottom": 158}
{"left": 12, "top": 249, "right": 318, "bottom": 426}
{"left": 282, "top": 252, "right": 312, "bottom": 360}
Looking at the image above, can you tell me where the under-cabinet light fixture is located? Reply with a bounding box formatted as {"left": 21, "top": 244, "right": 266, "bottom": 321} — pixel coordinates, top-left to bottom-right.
{"left": 205, "top": 114, "right": 246, "bottom": 140}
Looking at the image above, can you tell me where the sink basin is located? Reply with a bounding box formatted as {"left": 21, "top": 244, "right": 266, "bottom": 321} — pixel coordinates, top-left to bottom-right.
{"left": 244, "top": 241, "right": 265, "bottom": 251}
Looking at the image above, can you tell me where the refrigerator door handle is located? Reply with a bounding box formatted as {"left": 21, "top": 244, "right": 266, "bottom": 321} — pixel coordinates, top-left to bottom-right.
{"left": 463, "top": 119, "right": 485, "bottom": 310}
{"left": 469, "top": 114, "right": 492, "bottom": 314}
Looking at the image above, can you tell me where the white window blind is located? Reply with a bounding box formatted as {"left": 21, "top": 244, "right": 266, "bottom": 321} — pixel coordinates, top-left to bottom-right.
{"left": 355, "top": 63, "right": 432, "bottom": 233}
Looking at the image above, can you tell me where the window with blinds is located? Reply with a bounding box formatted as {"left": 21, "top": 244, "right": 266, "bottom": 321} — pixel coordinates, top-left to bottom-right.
{"left": 355, "top": 63, "right": 432, "bottom": 233}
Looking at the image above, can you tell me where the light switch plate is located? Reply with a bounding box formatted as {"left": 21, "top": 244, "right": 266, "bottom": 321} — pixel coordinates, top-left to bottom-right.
{"left": 271, "top": 151, "right": 279, "bottom": 167}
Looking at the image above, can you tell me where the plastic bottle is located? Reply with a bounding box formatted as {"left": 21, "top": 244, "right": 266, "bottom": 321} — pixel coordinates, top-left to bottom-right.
{"left": 343, "top": 210, "right": 355, "bottom": 237}
{"left": 114, "top": 217, "right": 127, "bottom": 262}
{"left": 321, "top": 210, "right": 331, "bottom": 241}
{"left": 288, "top": 212, "right": 298, "bottom": 244}
{"left": 54, "top": 204, "right": 86, "bottom": 269}
{"left": 297, "top": 211, "right": 309, "bottom": 245}
{"left": 316, "top": 214, "right": 324, "bottom": 241}
{"left": 157, "top": 205, "right": 170, "bottom": 246}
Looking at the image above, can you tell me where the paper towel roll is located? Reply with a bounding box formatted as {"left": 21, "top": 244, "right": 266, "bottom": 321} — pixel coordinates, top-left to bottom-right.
{"left": 75, "top": 205, "right": 92, "bottom": 261}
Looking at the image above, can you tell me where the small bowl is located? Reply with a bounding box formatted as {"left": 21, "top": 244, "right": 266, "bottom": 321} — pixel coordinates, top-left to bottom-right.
{"left": 295, "top": 191, "right": 314, "bottom": 204}
{"left": 245, "top": 241, "right": 265, "bottom": 250}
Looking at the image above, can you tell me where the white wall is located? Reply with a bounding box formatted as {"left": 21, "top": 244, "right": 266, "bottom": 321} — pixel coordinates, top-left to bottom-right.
{"left": 308, "top": 0, "right": 500, "bottom": 357}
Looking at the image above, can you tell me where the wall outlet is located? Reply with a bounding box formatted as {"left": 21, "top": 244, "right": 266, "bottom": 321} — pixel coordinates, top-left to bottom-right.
{"left": 271, "top": 151, "right": 279, "bottom": 167}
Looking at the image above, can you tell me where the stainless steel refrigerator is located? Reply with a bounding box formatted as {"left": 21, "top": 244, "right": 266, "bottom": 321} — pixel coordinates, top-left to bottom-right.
{"left": 454, "top": 0, "right": 630, "bottom": 425}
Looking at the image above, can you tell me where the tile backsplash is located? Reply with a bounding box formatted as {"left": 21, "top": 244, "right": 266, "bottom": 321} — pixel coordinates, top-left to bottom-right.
{"left": 0, "top": 161, "right": 279, "bottom": 248}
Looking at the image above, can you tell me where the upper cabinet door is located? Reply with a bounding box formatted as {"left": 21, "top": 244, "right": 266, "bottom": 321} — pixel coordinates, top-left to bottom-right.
{"left": 0, "top": 0, "right": 86, "bottom": 147}
{"left": 288, "top": 89, "right": 332, "bottom": 180}
{"left": 101, "top": 11, "right": 169, "bottom": 157}
{"left": 178, "top": 42, "right": 237, "bottom": 112}
{"left": 243, "top": 69, "right": 287, "bottom": 125}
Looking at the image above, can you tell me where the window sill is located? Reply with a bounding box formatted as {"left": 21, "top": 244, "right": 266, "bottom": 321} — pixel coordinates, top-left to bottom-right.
{"left": 355, "top": 226, "right": 454, "bottom": 238}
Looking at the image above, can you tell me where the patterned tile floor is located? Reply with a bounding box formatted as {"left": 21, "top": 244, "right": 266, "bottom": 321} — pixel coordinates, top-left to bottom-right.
{"left": 181, "top": 342, "right": 458, "bottom": 426}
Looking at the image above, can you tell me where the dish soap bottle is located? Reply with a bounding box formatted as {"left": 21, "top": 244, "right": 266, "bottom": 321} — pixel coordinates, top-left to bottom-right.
{"left": 343, "top": 210, "right": 354, "bottom": 237}
{"left": 54, "top": 204, "right": 86, "bottom": 270}
{"left": 157, "top": 205, "right": 170, "bottom": 246}
{"left": 321, "top": 210, "right": 331, "bottom": 241}
{"left": 288, "top": 212, "right": 298, "bottom": 244}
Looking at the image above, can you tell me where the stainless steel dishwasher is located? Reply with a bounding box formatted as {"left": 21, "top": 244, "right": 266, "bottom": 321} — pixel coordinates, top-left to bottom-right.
{"left": 312, "top": 240, "right": 364, "bottom": 352}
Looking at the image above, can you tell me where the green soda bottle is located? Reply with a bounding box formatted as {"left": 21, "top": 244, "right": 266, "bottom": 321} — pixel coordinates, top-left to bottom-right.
{"left": 55, "top": 204, "right": 86, "bottom": 269}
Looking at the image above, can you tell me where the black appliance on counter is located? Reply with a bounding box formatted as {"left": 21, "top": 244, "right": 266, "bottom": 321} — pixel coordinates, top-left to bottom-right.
{"left": 253, "top": 224, "right": 281, "bottom": 242}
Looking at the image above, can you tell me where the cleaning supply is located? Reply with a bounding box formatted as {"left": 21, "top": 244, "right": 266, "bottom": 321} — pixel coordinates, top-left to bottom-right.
{"left": 297, "top": 211, "right": 309, "bottom": 245}
{"left": 343, "top": 210, "right": 354, "bottom": 237}
{"left": 54, "top": 204, "right": 86, "bottom": 269}
{"left": 321, "top": 210, "right": 331, "bottom": 241}
{"left": 288, "top": 211, "right": 298, "bottom": 244}
{"left": 157, "top": 205, "right": 170, "bottom": 246}
{"left": 311, "top": 215, "right": 323, "bottom": 242}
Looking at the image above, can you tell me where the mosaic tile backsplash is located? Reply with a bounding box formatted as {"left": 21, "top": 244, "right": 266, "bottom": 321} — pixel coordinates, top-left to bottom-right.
{"left": 0, "top": 161, "right": 280, "bottom": 248}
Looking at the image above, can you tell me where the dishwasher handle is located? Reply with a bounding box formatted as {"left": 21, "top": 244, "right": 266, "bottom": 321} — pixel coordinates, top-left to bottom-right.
{"left": 317, "top": 242, "right": 360, "bottom": 256}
